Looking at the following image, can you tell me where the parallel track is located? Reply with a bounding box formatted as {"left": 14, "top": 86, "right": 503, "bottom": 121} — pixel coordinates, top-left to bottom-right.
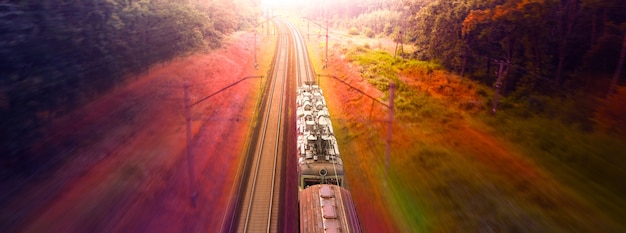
{"left": 230, "top": 18, "right": 316, "bottom": 233}
{"left": 236, "top": 21, "right": 289, "bottom": 233}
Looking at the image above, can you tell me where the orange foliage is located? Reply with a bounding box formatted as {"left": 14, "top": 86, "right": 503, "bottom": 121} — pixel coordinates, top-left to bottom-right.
{"left": 399, "top": 69, "right": 485, "bottom": 113}
{"left": 462, "top": 10, "right": 491, "bottom": 36}
{"left": 462, "top": 0, "right": 545, "bottom": 36}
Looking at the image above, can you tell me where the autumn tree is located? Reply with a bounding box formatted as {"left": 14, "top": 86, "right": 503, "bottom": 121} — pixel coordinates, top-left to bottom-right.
{"left": 462, "top": 0, "right": 555, "bottom": 93}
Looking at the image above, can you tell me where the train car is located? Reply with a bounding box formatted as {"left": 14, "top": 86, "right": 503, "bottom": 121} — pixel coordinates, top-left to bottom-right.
{"left": 296, "top": 84, "right": 345, "bottom": 191}
{"left": 299, "top": 184, "right": 362, "bottom": 233}
{"left": 296, "top": 84, "right": 361, "bottom": 232}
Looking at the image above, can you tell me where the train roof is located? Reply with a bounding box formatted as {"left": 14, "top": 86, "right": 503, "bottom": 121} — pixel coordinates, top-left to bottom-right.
{"left": 299, "top": 184, "right": 362, "bottom": 233}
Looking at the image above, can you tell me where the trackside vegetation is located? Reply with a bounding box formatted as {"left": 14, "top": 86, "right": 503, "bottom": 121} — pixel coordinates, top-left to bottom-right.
{"left": 0, "top": 0, "right": 256, "bottom": 182}
{"left": 343, "top": 46, "right": 626, "bottom": 232}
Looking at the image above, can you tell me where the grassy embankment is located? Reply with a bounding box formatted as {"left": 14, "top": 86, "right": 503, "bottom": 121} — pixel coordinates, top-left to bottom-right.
{"left": 317, "top": 41, "right": 626, "bottom": 232}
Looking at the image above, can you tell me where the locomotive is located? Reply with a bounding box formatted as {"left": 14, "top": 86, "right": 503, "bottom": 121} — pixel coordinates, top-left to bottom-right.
{"left": 296, "top": 83, "right": 344, "bottom": 191}
{"left": 296, "top": 82, "right": 361, "bottom": 233}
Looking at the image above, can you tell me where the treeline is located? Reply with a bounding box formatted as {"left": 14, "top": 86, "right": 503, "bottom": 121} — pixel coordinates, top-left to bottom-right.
{"left": 410, "top": 0, "right": 625, "bottom": 132}
{"left": 304, "top": 0, "right": 625, "bottom": 133}
{"left": 302, "top": 0, "right": 405, "bottom": 38}
{"left": 409, "top": 0, "right": 625, "bottom": 88}
{"left": 0, "top": 1, "right": 257, "bottom": 165}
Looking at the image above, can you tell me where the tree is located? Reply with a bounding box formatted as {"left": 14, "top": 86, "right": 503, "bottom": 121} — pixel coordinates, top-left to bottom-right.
{"left": 0, "top": 0, "right": 256, "bottom": 176}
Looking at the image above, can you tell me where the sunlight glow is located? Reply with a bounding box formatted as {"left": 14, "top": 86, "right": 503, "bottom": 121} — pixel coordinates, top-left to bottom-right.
{"left": 261, "top": 0, "right": 307, "bottom": 8}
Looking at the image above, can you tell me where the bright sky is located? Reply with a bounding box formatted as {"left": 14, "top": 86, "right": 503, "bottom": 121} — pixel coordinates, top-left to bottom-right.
{"left": 261, "top": 0, "right": 308, "bottom": 8}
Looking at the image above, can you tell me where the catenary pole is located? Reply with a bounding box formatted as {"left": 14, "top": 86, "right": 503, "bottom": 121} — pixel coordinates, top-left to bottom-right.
{"left": 386, "top": 82, "right": 395, "bottom": 177}
{"left": 182, "top": 76, "right": 263, "bottom": 208}
{"left": 183, "top": 81, "right": 197, "bottom": 208}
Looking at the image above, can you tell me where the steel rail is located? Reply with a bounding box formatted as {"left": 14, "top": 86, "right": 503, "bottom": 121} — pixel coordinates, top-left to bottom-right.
{"left": 241, "top": 22, "right": 289, "bottom": 233}
{"left": 289, "top": 22, "right": 303, "bottom": 85}
{"left": 266, "top": 34, "right": 287, "bottom": 232}
{"left": 286, "top": 21, "right": 314, "bottom": 86}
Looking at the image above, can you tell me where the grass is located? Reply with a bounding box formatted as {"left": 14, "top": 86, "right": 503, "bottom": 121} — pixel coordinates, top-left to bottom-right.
{"left": 346, "top": 46, "right": 456, "bottom": 125}
{"left": 479, "top": 112, "right": 626, "bottom": 225}
{"left": 334, "top": 45, "right": 626, "bottom": 232}
{"left": 294, "top": 18, "right": 626, "bottom": 231}
{"left": 387, "top": 171, "right": 430, "bottom": 232}
{"left": 387, "top": 141, "right": 563, "bottom": 233}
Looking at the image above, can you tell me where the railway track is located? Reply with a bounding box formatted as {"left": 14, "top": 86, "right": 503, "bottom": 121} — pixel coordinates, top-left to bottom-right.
{"left": 234, "top": 21, "right": 290, "bottom": 233}
{"left": 287, "top": 21, "right": 315, "bottom": 86}
{"left": 228, "top": 18, "right": 316, "bottom": 233}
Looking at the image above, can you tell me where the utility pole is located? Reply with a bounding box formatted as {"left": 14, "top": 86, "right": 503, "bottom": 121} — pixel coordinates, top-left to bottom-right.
{"left": 254, "top": 16, "right": 276, "bottom": 69}
{"left": 302, "top": 17, "right": 329, "bottom": 69}
{"left": 401, "top": 20, "right": 406, "bottom": 59}
{"left": 385, "top": 82, "right": 395, "bottom": 177}
{"left": 183, "top": 81, "right": 197, "bottom": 208}
{"left": 181, "top": 76, "right": 263, "bottom": 208}
{"left": 267, "top": 17, "right": 270, "bottom": 36}
{"left": 394, "top": 33, "right": 399, "bottom": 59}
{"left": 317, "top": 74, "right": 394, "bottom": 179}
{"left": 253, "top": 20, "right": 257, "bottom": 69}
{"left": 266, "top": 8, "right": 271, "bottom": 36}
{"left": 325, "top": 19, "right": 329, "bottom": 69}
{"left": 394, "top": 29, "right": 403, "bottom": 59}
{"left": 264, "top": 9, "right": 268, "bottom": 36}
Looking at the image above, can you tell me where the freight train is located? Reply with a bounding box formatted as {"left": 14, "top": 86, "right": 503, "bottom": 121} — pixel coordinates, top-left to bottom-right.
{"left": 296, "top": 82, "right": 362, "bottom": 233}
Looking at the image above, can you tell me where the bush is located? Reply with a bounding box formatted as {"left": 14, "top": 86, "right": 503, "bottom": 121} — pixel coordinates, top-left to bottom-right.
{"left": 347, "top": 48, "right": 452, "bottom": 122}
{"left": 348, "top": 26, "right": 360, "bottom": 35}
{"left": 363, "top": 27, "right": 375, "bottom": 38}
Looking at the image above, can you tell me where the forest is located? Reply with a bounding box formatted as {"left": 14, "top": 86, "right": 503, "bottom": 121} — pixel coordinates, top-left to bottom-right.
{"left": 0, "top": 0, "right": 257, "bottom": 178}
{"left": 0, "top": 0, "right": 624, "bottom": 231}
{"left": 289, "top": 0, "right": 626, "bottom": 231}
{"left": 1, "top": 0, "right": 623, "bottom": 189}
{"left": 303, "top": 0, "right": 625, "bottom": 135}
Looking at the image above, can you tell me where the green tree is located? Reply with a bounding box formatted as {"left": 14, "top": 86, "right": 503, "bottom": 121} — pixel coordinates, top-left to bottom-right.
{"left": 0, "top": 0, "right": 256, "bottom": 178}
